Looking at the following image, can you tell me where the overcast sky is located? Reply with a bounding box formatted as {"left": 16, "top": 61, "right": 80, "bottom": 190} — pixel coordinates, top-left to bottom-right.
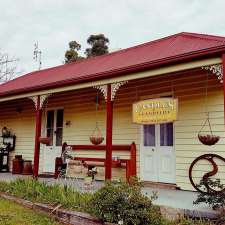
{"left": 1, "top": 0, "right": 225, "bottom": 76}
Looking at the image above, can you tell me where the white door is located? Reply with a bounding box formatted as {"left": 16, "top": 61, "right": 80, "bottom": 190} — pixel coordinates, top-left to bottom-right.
{"left": 43, "top": 109, "right": 64, "bottom": 173}
{"left": 140, "top": 123, "right": 175, "bottom": 183}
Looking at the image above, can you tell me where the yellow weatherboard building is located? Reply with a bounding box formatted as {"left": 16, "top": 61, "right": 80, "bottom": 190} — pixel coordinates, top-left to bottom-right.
{"left": 0, "top": 32, "right": 225, "bottom": 191}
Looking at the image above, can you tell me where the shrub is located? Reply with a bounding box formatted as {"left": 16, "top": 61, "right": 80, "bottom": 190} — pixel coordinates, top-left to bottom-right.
{"left": 88, "top": 180, "right": 162, "bottom": 225}
{"left": 194, "top": 178, "right": 225, "bottom": 210}
{"left": 194, "top": 178, "right": 225, "bottom": 225}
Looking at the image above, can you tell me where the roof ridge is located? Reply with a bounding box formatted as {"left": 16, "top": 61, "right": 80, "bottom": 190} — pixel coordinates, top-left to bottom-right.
{"left": 180, "top": 32, "right": 225, "bottom": 42}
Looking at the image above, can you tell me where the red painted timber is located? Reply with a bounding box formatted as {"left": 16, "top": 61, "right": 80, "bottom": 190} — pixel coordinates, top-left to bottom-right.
{"left": 33, "top": 96, "right": 42, "bottom": 178}
{"left": 105, "top": 84, "right": 113, "bottom": 180}
{"left": 63, "top": 144, "right": 131, "bottom": 151}
{"left": 130, "top": 142, "right": 137, "bottom": 176}
{"left": 73, "top": 157, "right": 129, "bottom": 180}
{"left": 73, "top": 157, "right": 128, "bottom": 163}
{"left": 61, "top": 142, "right": 137, "bottom": 181}
{"left": 223, "top": 54, "right": 225, "bottom": 126}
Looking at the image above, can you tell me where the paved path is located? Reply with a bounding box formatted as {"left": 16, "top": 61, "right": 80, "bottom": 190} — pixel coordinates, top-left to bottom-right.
{"left": 142, "top": 187, "right": 211, "bottom": 212}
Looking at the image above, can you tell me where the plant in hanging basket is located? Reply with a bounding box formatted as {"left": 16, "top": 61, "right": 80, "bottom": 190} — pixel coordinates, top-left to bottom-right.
{"left": 39, "top": 137, "right": 50, "bottom": 145}
{"left": 198, "top": 115, "right": 220, "bottom": 146}
{"left": 90, "top": 121, "right": 104, "bottom": 145}
{"left": 198, "top": 134, "right": 220, "bottom": 146}
{"left": 90, "top": 136, "right": 104, "bottom": 145}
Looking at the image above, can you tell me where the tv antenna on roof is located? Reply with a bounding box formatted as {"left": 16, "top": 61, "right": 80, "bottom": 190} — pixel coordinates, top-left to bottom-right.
{"left": 33, "top": 42, "right": 42, "bottom": 70}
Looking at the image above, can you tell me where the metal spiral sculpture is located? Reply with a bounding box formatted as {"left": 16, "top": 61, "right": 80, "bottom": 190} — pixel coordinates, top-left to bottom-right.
{"left": 189, "top": 154, "right": 225, "bottom": 194}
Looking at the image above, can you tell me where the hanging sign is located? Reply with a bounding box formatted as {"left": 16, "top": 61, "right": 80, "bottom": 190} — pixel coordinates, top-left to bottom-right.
{"left": 132, "top": 98, "right": 178, "bottom": 124}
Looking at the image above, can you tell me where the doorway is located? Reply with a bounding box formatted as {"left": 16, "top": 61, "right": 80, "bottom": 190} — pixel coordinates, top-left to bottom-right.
{"left": 43, "top": 109, "right": 64, "bottom": 173}
{"left": 140, "top": 123, "right": 176, "bottom": 183}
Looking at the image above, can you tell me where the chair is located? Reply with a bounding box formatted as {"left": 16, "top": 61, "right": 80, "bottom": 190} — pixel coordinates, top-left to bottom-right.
{"left": 57, "top": 147, "right": 97, "bottom": 192}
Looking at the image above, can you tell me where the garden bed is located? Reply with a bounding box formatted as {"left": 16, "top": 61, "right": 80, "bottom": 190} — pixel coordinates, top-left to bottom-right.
{"left": 0, "top": 178, "right": 216, "bottom": 225}
{"left": 0, "top": 193, "right": 107, "bottom": 225}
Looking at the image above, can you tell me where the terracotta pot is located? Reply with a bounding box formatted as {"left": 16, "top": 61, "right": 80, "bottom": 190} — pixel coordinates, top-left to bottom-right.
{"left": 12, "top": 156, "right": 23, "bottom": 174}
{"left": 39, "top": 137, "right": 50, "bottom": 145}
{"left": 198, "top": 134, "right": 220, "bottom": 146}
{"left": 15, "top": 155, "right": 22, "bottom": 160}
{"left": 90, "top": 136, "right": 104, "bottom": 145}
{"left": 112, "top": 160, "right": 121, "bottom": 168}
{"left": 22, "top": 160, "right": 33, "bottom": 175}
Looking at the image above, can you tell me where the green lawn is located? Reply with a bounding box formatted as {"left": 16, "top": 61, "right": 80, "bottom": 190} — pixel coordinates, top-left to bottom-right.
{"left": 0, "top": 198, "right": 61, "bottom": 225}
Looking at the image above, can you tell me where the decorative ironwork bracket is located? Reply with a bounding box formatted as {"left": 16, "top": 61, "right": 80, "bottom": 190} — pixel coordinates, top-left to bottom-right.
{"left": 28, "top": 96, "right": 38, "bottom": 109}
{"left": 28, "top": 94, "right": 52, "bottom": 110}
{"left": 93, "top": 81, "right": 128, "bottom": 101}
{"left": 93, "top": 85, "right": 108, "bottom": 101}
{"left": 111, "top": 81, "right": 128, "bottom": 101}
{"left": 202, "top": 64, "right": 223, "bottom": 83}
{"left": 40, "top": 94, "right": 52, "bottom": 108}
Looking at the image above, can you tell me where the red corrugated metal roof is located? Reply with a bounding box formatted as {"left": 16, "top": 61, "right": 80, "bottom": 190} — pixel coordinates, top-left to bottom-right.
{"left": 1, "top": 32, "right": 225, "bottom": 97}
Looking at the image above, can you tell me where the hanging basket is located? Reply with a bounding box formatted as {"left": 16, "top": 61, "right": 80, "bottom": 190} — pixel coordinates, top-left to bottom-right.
{"left": 39, "top": 137, "right": 50, "bottom": 145}
{"left": 90, "top": 122, "right": 104, "bottom": 145}
{"left": 198, "top": 134, "right": 220, "bottom": 146}
{"left": 198, "top": 116, "right": 220, "bottom": 146}
{"left": 90, "top": 136, "right": 104, "bottom": 145}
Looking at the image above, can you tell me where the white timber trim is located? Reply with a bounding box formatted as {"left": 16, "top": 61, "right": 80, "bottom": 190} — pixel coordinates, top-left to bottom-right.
{"left": 202, "top": 64, "right": 223, "bottom": 83}
{"left": 28, "top": 94, "right": 52, "bottom": 110}
{"left": 28, "top": 96, "right": 39, "bottom": 110}
{"left": 111, "top": 81, "right": 128, "bottom": 101}
{"left": 40, "top": 94, "right": 52, "bottom": 108}
{"left": 93, "top": 81, "right": 128, "bottom": 101}
{"left": 93, "top": 85, "right": 107, "bottom": 100}
{"left": 0, "top": 57, "right": 222, "bottom": 103}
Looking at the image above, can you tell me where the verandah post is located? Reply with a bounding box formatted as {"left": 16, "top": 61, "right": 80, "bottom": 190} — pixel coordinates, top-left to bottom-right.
{"left": 105, "top": 84, "right": 113, "bottom": 180}
{"left": 130, "top": 142, "right": 137, "bottom": 177}
{"left": 33, "top": 95, "right": 42, "bottom": 178}
{"left": 223, "top": 54, "right": 225, "bottom": 128}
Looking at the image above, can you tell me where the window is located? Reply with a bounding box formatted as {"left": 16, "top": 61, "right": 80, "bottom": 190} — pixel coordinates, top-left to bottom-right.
{"left": 160, "top": 123, "right": 173, "bottom": 146}
{"left": 143, "top": 125, "right": 155, "bottom": 146}
{"left": 56, "top": 109, "right": 64, "bottom": 146}
{"left": 46, "top": 110, "right": 54, "bottom": 146}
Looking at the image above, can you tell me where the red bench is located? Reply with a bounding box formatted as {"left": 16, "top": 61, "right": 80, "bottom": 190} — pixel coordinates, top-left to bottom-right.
{"left": 55, "top": 142, "right": 137, "bottom": 181}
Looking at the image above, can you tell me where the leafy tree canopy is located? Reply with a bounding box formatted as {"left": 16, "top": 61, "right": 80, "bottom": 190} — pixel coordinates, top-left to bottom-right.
{"left": 64, "top": 34, "right": 110, "bottom": 63}
{"left": 85, "top": 34, "right": 109, "bottom": 58}
{"left": 65, "top": 40, "right": 83, "bottom": 63}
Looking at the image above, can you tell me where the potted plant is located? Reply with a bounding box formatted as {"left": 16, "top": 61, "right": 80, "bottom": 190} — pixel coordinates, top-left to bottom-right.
{"left": 2, "top": 127, "right": 11, "bottom": 137}
{"left": 39, "top": 137, "right": 50, "bottom": 145}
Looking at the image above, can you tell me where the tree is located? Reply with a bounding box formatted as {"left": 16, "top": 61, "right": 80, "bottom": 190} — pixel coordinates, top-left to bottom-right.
{"left": 64, "top": 40, "right": 83, "bottom": 63}
{"left": 85, "top": 34, "right": 109, "bottom": 58}
{"left": 0, "top": 51, "right": 18, "bottom": 83}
